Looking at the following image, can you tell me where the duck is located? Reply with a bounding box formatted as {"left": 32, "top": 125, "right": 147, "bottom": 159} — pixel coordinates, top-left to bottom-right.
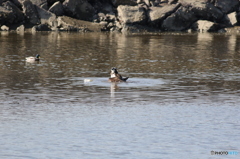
{"left": 26, "top": 54, "right": 40, "bottom": 63}
{"left": 109, "top": 67, "right": 129, "bottom": 82}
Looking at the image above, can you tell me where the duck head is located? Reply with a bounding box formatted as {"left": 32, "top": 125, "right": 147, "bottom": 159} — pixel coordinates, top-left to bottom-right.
{"left": 110, "top": 67, "right": 118, "bottom": 78}
{"left": 36, "top": 54, "right": 40, "bottom": 58}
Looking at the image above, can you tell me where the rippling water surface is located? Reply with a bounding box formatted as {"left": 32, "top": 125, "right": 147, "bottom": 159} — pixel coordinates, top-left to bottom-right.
{"left": 0, "top": 32, "right": 239, "bottom": 158}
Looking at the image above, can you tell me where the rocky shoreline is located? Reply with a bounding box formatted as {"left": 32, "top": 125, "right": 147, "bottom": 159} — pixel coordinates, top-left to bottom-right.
{"left": 1, "top": 0, "right": 240, "bottom": 33}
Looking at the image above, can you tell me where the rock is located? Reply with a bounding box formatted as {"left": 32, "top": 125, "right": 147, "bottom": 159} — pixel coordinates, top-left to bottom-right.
{"left": 99, "top": 2, "right": 114, "bottom": 14}
{"left": 49, "top": 1, "right": 64, "bottom": 16}
{"left": 161, "top": 0, "right": 233, "bottom": 31}
{"left": 1, "top": 25, "right": 9, "bottom": 31}
{"left": 111, "top": 0, "right": 137, "bottom": 7}
{"left": 215, "top": 0, "right": 239, "bottom": 14}
{"left": 3, "top": 1, "right": 24, "bottom": 22}
{"left": 121, "top": 23, "right": 159, "bottom": 33}
{"left": 148, "top": 4, "right": 180, "bottom": 27}
{"left": 63, "top": 0, "right": 95, "bottom": 21}
{"left": 10, "top": 0, "right": 22, "bottom": 9}
{"left": 228, "top": 12, "right": 237, "bottom": 25}
{"left": 196, "top": 20, "right": 226, "bottom": 32}
{"left": 0, "top": 6, "right": 11, "bottom": 25}
{"left": 196, "top": 20, "right": 214, "bottom": 32}
{"left": 0, "top": 1, "right": 24, "bottom": 25}
{"left": 162, "top": 6, "right": 197, "bottom": 31}
{"left": 143, "top": 0, "right": 159, "bottom": 7}
{"left": 33, "top": 23, "right": 51, "bottom": 31}
{"left": 57, "top": 16, "right": 105, "bottom": 32}
{"left": 179, "top": 0, "right": 224, "bottom": 22}
{"left": 117, "top": 5, "right": 147, "bottom": 25}
{"left": 40, "top": 2, "right": 48, "bottom": 10}
{"left": 22, "top": 0, "right": 40, "bottom": 25}
{"left": 236, "top": 9, "right": 240, "bottom": 25}
{"left": 36, "top": 4, "right": 56, "bottom": 27}
{"left": 97, "top": 12, "right": 106, "bottom": 22}
{"left": 16, "top": 24, "right": 25, "bottom": 32}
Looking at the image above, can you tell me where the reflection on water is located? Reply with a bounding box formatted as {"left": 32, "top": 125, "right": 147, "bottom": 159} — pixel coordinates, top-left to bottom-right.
{"left": 0, "top": 32, "right": 240, "bottom": 158}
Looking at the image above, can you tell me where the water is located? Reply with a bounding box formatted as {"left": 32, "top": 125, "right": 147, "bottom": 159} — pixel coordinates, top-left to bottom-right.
{"left": 0, "top": 32, "right": 239, "bottom": 158}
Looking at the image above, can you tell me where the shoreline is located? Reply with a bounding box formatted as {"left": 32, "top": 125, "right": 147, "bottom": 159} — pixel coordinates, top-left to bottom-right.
{"left": 1, "top": 0, "right": 240, "bottom": 33}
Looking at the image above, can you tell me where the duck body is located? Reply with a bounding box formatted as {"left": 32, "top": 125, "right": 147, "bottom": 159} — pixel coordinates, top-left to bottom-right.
{"left": 26, "top": 54, "right": 40, "bottom": 63}
{"left": 109, "top": 67, "right": 129, "bottom": 82}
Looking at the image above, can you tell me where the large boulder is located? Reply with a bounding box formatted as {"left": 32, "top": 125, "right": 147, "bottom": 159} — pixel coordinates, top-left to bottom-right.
{"left": 162, "top": 6, "right": 198, "bottom": 31}
{"left": 22, "top": 0, "right": 40, "bottom": 24}
{"left": 179, "top": 0, "right": 224, "bottom": 22}
{"left": 0, "top": 1, "right": 24, "bottom": 25}
{"left": 32, "top": 23, "right": 51, "bottom": 31}
{"left": 0, "top": 6, "right": 11, "bottom": 25}
{"left": 63, "top": 0, "right": 95, "bottom": 21}
{"left": 161, "top": 0, "right": 233, "bottom": 31}
{"left": 16, "top": 24, "right": 25, "bottom": 32}
{"left": 49, "top": 1, "right": 64, "bottom": 16}
{"left": 36, "top": 4, "right": 56, "bottom": 27}
{"left": 228, "top": 12, "right": 237, "bottom": 25}
{"left": 3, "top": 1, "right": 24, "bottom": 22}
{"left": 148, "top": 4, "right": 180, "bottom": 27}
{"left": 117, "top": 5, "right": 147, "bottom": 25}
{"left": 57, "top": 16, "right": 105, "bottom": 31}
{"left": 10, "top": 0, "right": 23, "bottom": 9}
{"left": 196, "top": 20, "right": 227, "bottom": 32}
{"left": 90, "top": 1, "right": 114, "bottom": 14}
{"left": 215, "top": 0, "right": 239, "bottom": 14}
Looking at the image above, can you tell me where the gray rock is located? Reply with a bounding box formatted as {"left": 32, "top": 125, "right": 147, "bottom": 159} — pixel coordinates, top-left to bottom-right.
{"left": 148, "top": 4, "right": 180, "bottom": 27}
{"left": 57, "top": 16, "right": 105, "bottom": 32}
{"left": 0, "top": 1, "right": 24, "bottom": 25}
{"left": 236, "top": 9, "right": 240, "bottom": 25}
{"left": 215, "top": 0, "right": 239, "bottom": 14}
{"left": 10, "top": 0, "right": 23, "bottom": 9}
{"left": 228, "top": 12, "right": 237, "bottom": 25}
{"left": 196, "top": 20, "right": 226, "bottom": 32}
{"left": 40, "top": 2, "right": 48, "bottom": 10}
{"left": 1, "top": 25, "right": 9, "bottom": 31}
{"left": 162, "top": 6, "right": 197, "bottom": 31}
{"left": 36, "top": 4, "right": 57, "bottom": 28}
{"left": 2, "top": 1, "right": 24, "bottom": 23}
{"left": 63, "top": 0, "right": 95, "bottom": 21}
{"left": 16, "top": 24, "right": 25, "bottom": 32}
{"left": 117, "top": 5, "right": 147, "bottom": 25}
{"left": 179, "top": 0, "right": 224, "bottom": 22}
{"left": 49, "top": 1, "right": 64, "bottom": 16}
{"left": 196, "top": 20, "right": 215, "bottom": 32}
{"left": 0, "top": 6, "right": 11, "bottom": 25}
{"left": 33, "top": 23, "right": 51, "bottom": 31}
{"left": 97, "top": 12, "right": 106, "bottom": 22}
{"left": 22, "top": 0, "right": 40, "bottom": 24}
{"left": 98, "top": 2, "right": 114, "bottom": 14}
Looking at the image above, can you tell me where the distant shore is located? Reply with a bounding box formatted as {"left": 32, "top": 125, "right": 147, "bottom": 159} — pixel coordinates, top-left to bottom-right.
{"left": 1, "top": 0, "right": 240, "bottom": 33}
